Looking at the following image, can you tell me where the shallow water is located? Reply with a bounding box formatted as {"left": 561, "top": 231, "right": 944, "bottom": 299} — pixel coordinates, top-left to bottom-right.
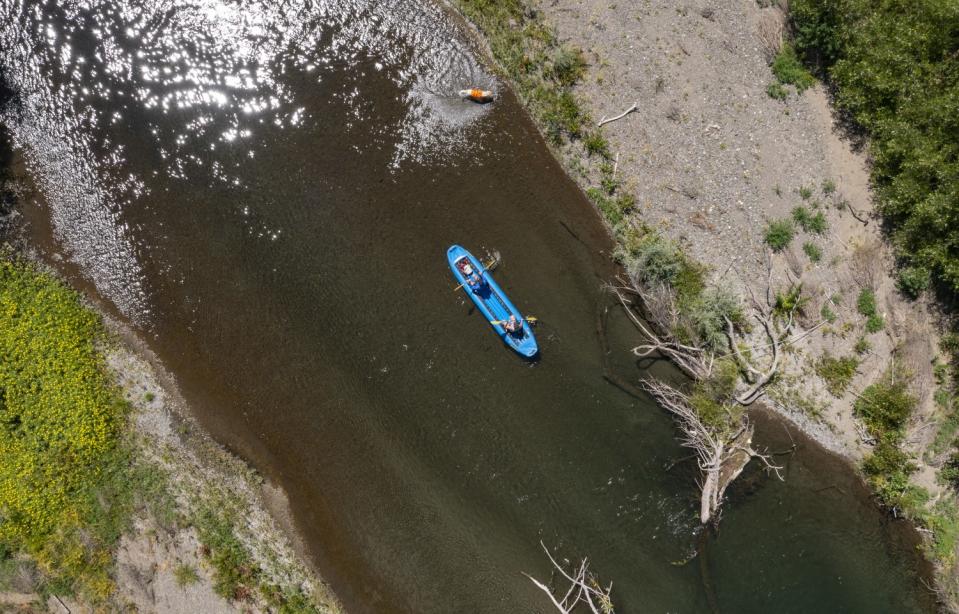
{"left": 0, "top": 1, "right": 935, "bottom": 611}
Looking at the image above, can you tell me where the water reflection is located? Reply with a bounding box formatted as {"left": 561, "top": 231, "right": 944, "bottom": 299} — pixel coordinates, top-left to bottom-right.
{"left": 0, "top": 0, "right": 492, "bottom": 320}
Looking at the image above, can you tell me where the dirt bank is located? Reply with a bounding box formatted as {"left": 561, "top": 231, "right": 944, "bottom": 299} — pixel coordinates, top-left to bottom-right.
{"left": 537, "top": 0, "right": 941, "bottom": 467}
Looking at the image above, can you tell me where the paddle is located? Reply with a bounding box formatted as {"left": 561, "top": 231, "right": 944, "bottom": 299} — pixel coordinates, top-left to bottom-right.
{"left": 491, "top": 316, "right": 538, "bottom": 325}
{"left": 452, "top": 256, "right": 499, "bottom": 292}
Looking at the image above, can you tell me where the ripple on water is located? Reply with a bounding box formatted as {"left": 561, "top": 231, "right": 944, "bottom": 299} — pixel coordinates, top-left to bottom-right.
{"left": 0, "top": 0, "right": 494, "bottom": 321}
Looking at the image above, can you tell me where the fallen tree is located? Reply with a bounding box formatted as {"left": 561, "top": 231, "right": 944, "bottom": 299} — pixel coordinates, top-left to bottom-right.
{"left": 612, "top": 234, "right": 788, "bottom": 524}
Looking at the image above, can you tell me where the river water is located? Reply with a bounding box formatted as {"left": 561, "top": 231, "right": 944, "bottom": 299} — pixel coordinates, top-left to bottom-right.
{"left": 0, "top": 1, "right": 934, "bottom": 612}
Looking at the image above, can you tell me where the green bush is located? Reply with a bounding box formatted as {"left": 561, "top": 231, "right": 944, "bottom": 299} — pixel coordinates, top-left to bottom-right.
{"left": 771, "top": 44, "right": 816, "bottom": 92}
{"left": 790, "top": 0, "right": 959, "bottom": 295}
{"left": 798, "top": 186, "right": 814, "bottom": 200}
{"left": 815, "top": 353, "right": 859, "bottom": 397}
{"left": 764, "top": 219, "right": 795, "bottom": 251}
{"left": 866, "top": 313, "right": 885, "bottom": 333}
{"left": 855, "top": 378, "right": 917, "bottom": 438}
{"left": 822, "top": 178, "right": 837, "bottom": 195}
{"left": 897, "top": 265, "right": 931, "bottom": 299}
{"left": 685, "top": 287, "right": 743, "bottom": 352}
{"left": 854, "top": 337, "right": 871, "bottom": 355}
{"left": 862, "top": 437, "right": 917, "bottom": 507}
{"left": 803, "top": 241, "right": 823, "bottom": 262}
{"left": 616, "top": 233, "right": 684, "bottom": 285}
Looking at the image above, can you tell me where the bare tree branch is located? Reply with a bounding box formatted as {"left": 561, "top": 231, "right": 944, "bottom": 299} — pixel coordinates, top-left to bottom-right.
{"left": 526, "top": 542, "right": 615, "bottom": 613}
{"left": 598, "top": 103, "right": 638, "bottom": 127}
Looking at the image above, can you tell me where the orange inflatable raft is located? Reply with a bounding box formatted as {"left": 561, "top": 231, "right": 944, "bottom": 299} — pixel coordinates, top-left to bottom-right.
{"left": 459, "top": 88, "right": 493, "bottom": 103}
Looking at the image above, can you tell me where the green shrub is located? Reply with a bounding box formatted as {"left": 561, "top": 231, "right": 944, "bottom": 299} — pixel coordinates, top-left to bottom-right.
{"left": 766, "top": 82, "right": 789, "bottom": 100}
{"left": 798, "top": 186, "right": 814, "bottom": 200}
{"left": 862, "top": 437, "right": 917, "bottom": 507}
{"left": 803, "top": 241, "right": 823, "bottom": 262}
{"left": 588, "top": 188, "right": 634, "bottom": 227}
{"left": 897, "top": 265, "right": 931, "bottom": 299}
{"left": 855, "top": 377, "right": 917, "bottom": 438}
{"left": 815, "top": 353, "right": 859, "bottom": 396}
{"left": 941, "top": 451, "right": 959, "bottom": 490}
{"left": 771, "top": 43, "right": 816, "bottom": 92}
{"left": 774, "top": 284, "right": 807, "bottom": 319}
{"left": 854, "top": 337, "right": 871, "bottom": 355}
{"left": 686, "top": 287, "right": 743, "bottom": 352}
{"left": 689, "top": 359, "right": 743, "bottom": 435}
{"left": 764, "top": 219, "right": 795, "bottom": 251}
{"left": 792, "top": 205, "right": 812, "bottom": 227}
{"left": 821, "top": 178, "right": 837, "bottom": 195}
{"left": 616, "top": 233, "right": 684, "bottom": 284}
{"left": 866, "top": 313, "right": 885, "bottom": 333}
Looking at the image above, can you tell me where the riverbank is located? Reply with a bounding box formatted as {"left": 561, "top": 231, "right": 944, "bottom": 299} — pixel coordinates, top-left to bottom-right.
{"left": 446, "top": 0, "right": 957, "bottom": 606}
{"left": 0, "top": 144, "right": 340, "bottom": 613}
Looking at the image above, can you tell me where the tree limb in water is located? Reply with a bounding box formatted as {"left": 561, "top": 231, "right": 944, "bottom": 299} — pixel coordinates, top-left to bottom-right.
{"left": 642, "top": 380, "right": 782, "bottom": 524}
{"left": 525, "top": 542, "right": 614, "bottom": 614}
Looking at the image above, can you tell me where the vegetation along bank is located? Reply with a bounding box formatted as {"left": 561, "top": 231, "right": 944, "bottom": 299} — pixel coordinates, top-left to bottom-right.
{"left": 449, "top": 0, "right": 959, "bottom": 608}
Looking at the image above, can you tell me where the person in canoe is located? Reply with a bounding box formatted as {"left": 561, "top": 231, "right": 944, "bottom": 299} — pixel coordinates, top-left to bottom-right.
{"left": 504, "top": 314, "right": 524, "bottom": 334}
{"left": 459, "top": 260, "right": 485, "bottom": 291}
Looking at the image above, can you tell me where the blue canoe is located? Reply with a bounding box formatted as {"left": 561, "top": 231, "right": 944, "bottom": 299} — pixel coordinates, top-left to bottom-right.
{"left": 447, "top": 245, "right": 538, "bottom": 358}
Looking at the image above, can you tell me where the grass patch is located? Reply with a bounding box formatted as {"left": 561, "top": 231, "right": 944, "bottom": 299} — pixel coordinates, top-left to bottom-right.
{"left": 174, "top": 564, "right": 200, "bottom": 587}
{"left": 815, "top": 353, "right": 859, "bottom": 397}
{"left": 854, "top": 337, "right": 871, "bottom": 355}
{"left": 194, "top": 502, "right": 259, "bottom": 600}
{"left": 583, "top": 131, "right": 610, "bottom": 158}
{"left": 820, "top": 302, "right": 837, "bottom": 323}
{"left": 821, "top": 178, "right": 836, "bottom": 195}
{"left": 766, "top": 82, "right": 788, "bottom": 100}
{"left": 764, "top": 218, "right": 795, "bottom": 251}
{"left": 856, "top": 288, "right": 884, "bottom": 333}
{"left": 0, "top": 257, "right": 133, "bottom": 601}
{"left": 792, "top": 206, "right": 828, "bottom": 234}
{"left": 802, "top": 241, "right": 822, "bottom": 263}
